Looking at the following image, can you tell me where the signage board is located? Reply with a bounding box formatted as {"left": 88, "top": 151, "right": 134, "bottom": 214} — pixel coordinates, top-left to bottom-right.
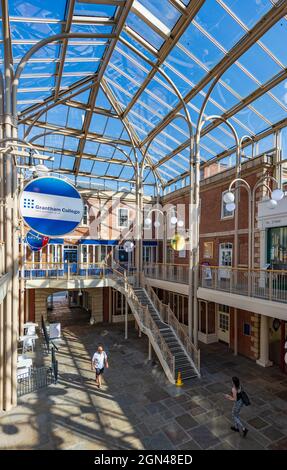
{"left": 20, "top": 177, "right": 84, "bottom": 237}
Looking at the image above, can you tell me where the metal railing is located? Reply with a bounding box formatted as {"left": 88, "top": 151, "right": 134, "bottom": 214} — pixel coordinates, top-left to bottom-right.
{"left": 17, "top": 320, "right": 59, "bottom": 397}
{"left": 111, "top": 268, "right": 175, "bottom": 381}
{"left": 140, "top": 273, "right": 200, "bottom": 376}
{"left": 21, "top": 262, "right": 111, "bottom": 280}
{"left": 144, "top": 263, "right": 189, "bottom": 284}
{"left": 17, "top": 366, "right": 54, "bottom": 397}
{"left": 200, "top": 265, "right": 287, "bottom": 303}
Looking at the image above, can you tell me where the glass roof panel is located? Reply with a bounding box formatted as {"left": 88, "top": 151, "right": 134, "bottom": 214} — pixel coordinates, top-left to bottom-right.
{"left": 8, "top": 0, "right": 287, "bottom": 189}
{"left": 238, "top": 42, "right": 281, "bottom": 83}
{"left": 74, "top": 2, "right": 117, "bottom": 17}
{"left": 8, "top": 0, "right": 67, "bottom": 19}
{"left": 137, "top": 0, "right": 181, "bottom": 30}
{"left": 270, "top": 79, "right": 287, "bottom": 106}
{"left": 260, "top": 19, "right": 287, "bottom": 66}
{"left": 120, "top": 30, "right": 157, "bottom": 61}
{"left": 71, "top": 23, "right": 114, "bottom": 34}
{"left": 194, "top": 0, "right": 245, "bottom": 50}
{"left": 10, "top": 20, "right": 61, "bottom": 40}
{"left": 126, "top": 12, "right": 165, "bottom": 50}
{"left": 251, "top": 94, "right": 287, "bottom": 124}
{"left": 179, "top": 22, "right": 225, "bottom": 70}
{"left": 222, "top": 0, "right": 272, "bottom": 29}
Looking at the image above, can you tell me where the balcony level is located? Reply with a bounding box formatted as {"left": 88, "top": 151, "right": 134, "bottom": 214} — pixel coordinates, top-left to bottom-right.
{"left": 144, "top": 264, "right": 287, "bottom": 320}
{"left": 22, "top": 262, "right": 287, "bottom": 320}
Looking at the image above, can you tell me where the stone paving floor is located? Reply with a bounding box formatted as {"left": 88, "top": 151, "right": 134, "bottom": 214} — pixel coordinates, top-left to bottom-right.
{"left": 1, "top": 321, "right": 287, "bottom": 450}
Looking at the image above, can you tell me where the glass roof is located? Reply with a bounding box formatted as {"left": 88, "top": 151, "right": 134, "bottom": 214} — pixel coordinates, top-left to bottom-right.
{"left": 1, "top": 0, "right": 287, "bottom": 193}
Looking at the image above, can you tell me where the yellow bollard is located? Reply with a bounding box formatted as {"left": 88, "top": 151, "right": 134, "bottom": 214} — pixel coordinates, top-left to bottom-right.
{"left": 176, "top": 371, "right": 183, "bottom": 387}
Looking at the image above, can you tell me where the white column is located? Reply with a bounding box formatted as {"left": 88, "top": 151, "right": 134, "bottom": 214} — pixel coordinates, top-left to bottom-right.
{"left": 256, "top": 315, "right": 272, "bottom": 367}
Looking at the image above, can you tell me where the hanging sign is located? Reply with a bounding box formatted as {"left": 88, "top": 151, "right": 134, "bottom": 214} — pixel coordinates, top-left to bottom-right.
{"left": 19, "top": 177, "right": 84, "bottom": 237}
{"left": 26, "top": 230, "right": 49, "bottom": 251}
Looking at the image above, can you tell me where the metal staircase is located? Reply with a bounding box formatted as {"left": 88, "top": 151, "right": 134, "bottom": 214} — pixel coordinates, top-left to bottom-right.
{"left": 111, "top": 267, "right": 200, "bottom": 384}
{"left": 133, "top": 287, "right": 199, "bottom": 382}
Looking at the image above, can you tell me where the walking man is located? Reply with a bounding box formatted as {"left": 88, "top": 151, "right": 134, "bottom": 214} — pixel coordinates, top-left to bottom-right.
{"left": 91, "top": 344, "right": 109, "bottom": 389}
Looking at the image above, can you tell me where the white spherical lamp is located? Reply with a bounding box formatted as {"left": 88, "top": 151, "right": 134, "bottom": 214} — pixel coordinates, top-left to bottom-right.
{"left": 154, "top": 220, "right": 161, "bottom": 228}
{"left": 123, "top": 240, "right": 134, "bottom": 253}
{"left": 145, "top": 217, "right": 152, "bottom": 226}
{"left": 226, "top": 202, "right": 236, "bottom": 212}
{"left": 268, "top": 199, "right": 277, "bottom": 209}
{"left": 170, "top": 216, "right": 177, "bottom": 225}
{"left": 223, "top": 191, "right": 235, "bottom": 204}
{"left": 271, "top": 188, "right": 284, "bottom": 202}
{"left": 177, "top": 220, "right": 184, "bottom": 228}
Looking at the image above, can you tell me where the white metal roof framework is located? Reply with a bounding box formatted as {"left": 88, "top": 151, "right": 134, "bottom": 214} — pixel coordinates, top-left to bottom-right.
{"left": 1, "top": 0, "right": 287, "bottom": 194}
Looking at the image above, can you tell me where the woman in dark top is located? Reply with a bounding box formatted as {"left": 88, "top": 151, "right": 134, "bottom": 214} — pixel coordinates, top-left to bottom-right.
{"left": 225, "top": 376, "right": 248, "bottom": 437}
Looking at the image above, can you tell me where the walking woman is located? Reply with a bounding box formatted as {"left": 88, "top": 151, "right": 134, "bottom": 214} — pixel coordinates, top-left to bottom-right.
{"left": 225, "top": 376, "right": 248, "bottom": 437}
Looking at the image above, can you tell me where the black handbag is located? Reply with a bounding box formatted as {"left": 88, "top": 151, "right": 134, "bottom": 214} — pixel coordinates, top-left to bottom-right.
{"left": 240, "top": 388, "right": 251, "bottom": 406}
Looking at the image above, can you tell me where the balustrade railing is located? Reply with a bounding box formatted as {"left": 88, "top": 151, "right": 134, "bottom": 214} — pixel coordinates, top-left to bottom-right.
{"left": 144, "top": 263, "right": 189, "bottom": 284}
{"left": 200, "top": 265, "right": 287, "bottom": 303}
{"left": 140, "top": 273, "right": 200, "bottom": 375}
{"left": 112, "top": 269, "right": 175, "bottom": 379}
{"left": 21, "top": 262, "right": 110, "bottom": 280}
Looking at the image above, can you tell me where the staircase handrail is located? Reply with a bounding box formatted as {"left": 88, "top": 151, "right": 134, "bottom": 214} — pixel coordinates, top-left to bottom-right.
{"left": 110, "top": 267, "right": 175, "bottom": 379}
{"left": 140, "top": 272, "right": 201, "bottom": 375}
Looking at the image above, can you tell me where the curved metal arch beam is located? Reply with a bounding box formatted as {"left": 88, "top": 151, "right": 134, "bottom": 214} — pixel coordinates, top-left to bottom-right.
{"left": 11, "top": 32, "right": 116, "bottom": 117}
{"left": 28, "top": 130, "right": 136, "bottom": 169}
{"left": 23, "top": 81, "right": 95, "bottom": 139}
{"left": 0, "top": 136, "right": 42, "bottom": 154}
{"left": 9, "top": 30, "right": 162, "bottom": 189}
{"left": 200, "top": 114, "right": 240, "bottom": 149}
{"left": 140, "top": 66, "right": 194, "bottom": 177}
{"left": 28, "top": 130, "right": 160, "bottom": 193}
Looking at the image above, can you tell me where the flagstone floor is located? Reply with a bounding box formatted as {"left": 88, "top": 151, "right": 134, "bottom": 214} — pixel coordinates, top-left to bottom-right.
{"left": 1, "top": 322, "right": 287, "bottom": 450}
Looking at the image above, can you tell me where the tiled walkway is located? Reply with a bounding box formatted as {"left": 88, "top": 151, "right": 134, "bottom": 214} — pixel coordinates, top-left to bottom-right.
{"left": 1, "top": 322, "right": 287, "bottom": 450}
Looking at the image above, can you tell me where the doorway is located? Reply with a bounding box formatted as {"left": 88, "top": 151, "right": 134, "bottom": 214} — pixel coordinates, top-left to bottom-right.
{"left": 217, "top": 304, "right": 230, "bottom": 344}
{"left": 64, "top": 245, "right": 78, "bottom": 273}
{"left": 219, "top": 243, "right": 232, "bottom": 279}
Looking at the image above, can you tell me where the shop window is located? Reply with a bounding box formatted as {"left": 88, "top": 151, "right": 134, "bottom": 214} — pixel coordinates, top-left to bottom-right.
{"left": 221, "top": 191, "right": 234, "bottom": 219}
{"left": 243, "top": 322, "right": 251, "bottom": 336}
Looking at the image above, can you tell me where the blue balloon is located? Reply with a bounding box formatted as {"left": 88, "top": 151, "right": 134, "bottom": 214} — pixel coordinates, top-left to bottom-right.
{"left": 26, "top": 230, "right": 49, "bottom": 251}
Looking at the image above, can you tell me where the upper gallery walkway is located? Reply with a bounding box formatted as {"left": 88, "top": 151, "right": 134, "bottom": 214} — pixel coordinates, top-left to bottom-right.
{"left": 143, "top": 264, "right": 287, "bottom": 321}
{"left": 1, "top": 322, "right": 287, "bottom": 450}
{"left": 21, "top": 261, "right": 287, "bottom": 321}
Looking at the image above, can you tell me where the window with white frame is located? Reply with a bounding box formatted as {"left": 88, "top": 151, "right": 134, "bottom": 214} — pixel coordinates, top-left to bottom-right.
{"left": 221, "top": 191, "right": 234, "bottom": 219}
{"left": 82, "top": 245, "right": 88, "bottom": 263}
{"left": 81, "top": 204, "right": 89, "bottom": 226}
{"left": 117, "top": 207, "right": 129, "bottom": 228}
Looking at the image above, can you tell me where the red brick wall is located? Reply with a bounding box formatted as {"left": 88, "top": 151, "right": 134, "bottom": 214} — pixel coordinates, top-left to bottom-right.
{"left": 229, "top": 308, "right": 253, "bottom": 359}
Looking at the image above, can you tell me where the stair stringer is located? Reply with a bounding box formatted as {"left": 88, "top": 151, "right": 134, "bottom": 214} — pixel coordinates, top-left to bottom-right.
{"left": 114, "top": 282, "right": 175, "bottom": 384}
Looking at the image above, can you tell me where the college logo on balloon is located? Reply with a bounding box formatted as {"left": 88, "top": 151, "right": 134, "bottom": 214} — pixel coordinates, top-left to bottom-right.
{"left": 26, "top": 230, "right": 49, "bottom": 251}
{"left": 19, "top": 176, "right": 84, "bottom": 237}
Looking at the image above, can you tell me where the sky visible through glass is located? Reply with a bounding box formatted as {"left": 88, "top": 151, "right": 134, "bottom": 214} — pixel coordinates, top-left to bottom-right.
{"left": 0, "top": 0, "right": 287, "bottom": 193}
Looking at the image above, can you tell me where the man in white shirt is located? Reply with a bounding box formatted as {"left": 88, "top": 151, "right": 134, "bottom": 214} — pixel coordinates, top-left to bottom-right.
{"left": 91, "top": 344, "right": 109, "bottom": 388}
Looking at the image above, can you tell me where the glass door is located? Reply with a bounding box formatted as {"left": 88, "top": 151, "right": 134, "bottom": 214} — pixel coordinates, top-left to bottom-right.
{"left": 219, "top": 243, "right": 232, "bottom": 279}
{"left": 217, "top": 305, "right": 230, "bottom": 344}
